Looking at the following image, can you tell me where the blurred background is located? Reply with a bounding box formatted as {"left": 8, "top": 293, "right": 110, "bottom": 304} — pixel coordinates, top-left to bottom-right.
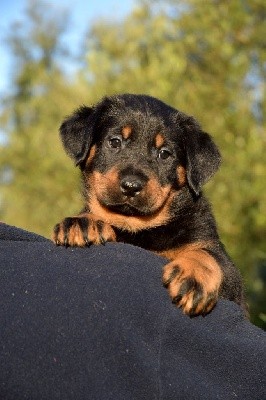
{"left": 0, "top": 0, "right": 265, "bottom": 328}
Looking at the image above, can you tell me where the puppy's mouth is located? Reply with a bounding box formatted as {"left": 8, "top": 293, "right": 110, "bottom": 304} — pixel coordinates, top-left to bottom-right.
{"left": 106, "top": 203, "right": 149, "bottom": 216}
{"left": 100, "top": 199, "right": 153, "bottom": 216}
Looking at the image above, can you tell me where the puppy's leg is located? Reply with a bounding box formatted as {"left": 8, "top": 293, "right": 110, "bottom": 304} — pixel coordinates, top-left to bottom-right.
{"left": 53, "top": 213, "right": 116, "bottom": 247}
{"left": 161, "top": 247, "right": 222, "bottom": 316}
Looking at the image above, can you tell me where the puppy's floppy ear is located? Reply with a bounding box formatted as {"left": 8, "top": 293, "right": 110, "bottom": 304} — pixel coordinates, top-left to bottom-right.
{"left": 179, "top": 113, "right": 221, "bottom": 195}
{"left": 59, "top": 106, "right": 96, "bottom": 166}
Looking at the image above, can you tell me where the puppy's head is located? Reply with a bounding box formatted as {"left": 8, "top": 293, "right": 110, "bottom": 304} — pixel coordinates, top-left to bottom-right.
{"left": 60, "top": 94, "right": 221, "bottom": 226}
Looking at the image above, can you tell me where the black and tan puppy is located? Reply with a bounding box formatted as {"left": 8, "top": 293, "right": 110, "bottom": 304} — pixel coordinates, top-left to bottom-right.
{"left": 53, "top": 94, "right": 247, "bottom": 316}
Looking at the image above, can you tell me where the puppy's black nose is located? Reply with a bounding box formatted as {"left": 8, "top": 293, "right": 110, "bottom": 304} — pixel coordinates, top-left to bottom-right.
{"left": 120, "top": 176, "right": 144, "bottom": 197}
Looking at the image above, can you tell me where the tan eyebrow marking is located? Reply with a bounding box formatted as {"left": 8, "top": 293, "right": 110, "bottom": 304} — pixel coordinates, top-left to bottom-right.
{"left": 155, "top": 133, "right": 165, "bottom": 148}
{"left": 122, "top": 126, "right": 132, "bottom": 139}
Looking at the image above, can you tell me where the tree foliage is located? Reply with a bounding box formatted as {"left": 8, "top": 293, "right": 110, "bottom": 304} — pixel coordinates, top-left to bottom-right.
{"left": 0, "top": 0, "right": 265, "bottom": 327}
{"left": 0, "top": 1, "right": 88, "bottom": 233}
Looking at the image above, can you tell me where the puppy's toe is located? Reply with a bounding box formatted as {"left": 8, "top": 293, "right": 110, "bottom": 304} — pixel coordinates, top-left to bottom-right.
{"left": 163, "top": 261, "right": 220, "bottom": 316}
{"left": 52, "top": 215, "right": 116, "bottom": 247}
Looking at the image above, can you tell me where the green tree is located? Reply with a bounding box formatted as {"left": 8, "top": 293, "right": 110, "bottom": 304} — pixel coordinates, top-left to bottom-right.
{"left": 0, "top": 1, "right": 88, "bottom": 234}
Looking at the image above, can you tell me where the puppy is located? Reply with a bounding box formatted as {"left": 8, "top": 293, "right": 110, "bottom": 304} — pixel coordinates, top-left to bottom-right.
{"left": 53, "top": 94, "right": 247, "bottom": 316}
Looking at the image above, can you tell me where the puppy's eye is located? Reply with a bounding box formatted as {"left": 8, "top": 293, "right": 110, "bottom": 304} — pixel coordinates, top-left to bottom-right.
{"left": 158, "top": 148, "right": 172, "bottom": 160}
{"left": 108, "top": 137, "right": 122, "bottom": 149}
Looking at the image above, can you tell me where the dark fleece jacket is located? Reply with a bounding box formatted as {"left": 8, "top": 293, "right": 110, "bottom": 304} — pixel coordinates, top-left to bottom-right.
{"left": 0, "top": 222, "right": 265, "bottom": 400}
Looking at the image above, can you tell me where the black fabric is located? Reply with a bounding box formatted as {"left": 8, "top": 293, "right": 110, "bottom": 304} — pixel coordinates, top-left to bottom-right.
{"left": 0, "top": 223, "right": 265, "bottom": 400}
{"left": 0, "top": 222, "right": 49, "bottom": 242}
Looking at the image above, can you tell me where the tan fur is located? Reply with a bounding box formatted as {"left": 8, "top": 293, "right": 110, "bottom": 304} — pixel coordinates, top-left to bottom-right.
{"left": 122, "top": 126, "right": 132, "bottom": 139}
{"left": 155, "top": 133, "right": 165, "bottom": 148}
{"left": 162, "top": 245, "right": 222, "bottom": 315}
{"left": 176, "top": 165, "right": 186, "bottom": 186}
{"left": 86, "top": 145, "right": 97, "bottom": 166}
{"left": 88, "top": 169, "right": 175, "bottom": 232}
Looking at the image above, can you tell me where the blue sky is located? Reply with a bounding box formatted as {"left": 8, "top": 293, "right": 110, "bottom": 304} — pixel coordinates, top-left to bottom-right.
{"left": 0, "top": 0, "right": 136, "bottom": 96}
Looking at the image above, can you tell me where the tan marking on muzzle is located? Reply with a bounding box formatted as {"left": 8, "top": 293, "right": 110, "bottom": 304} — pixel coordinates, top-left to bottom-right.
{"left": 87, "top": 170, "right": 175, "bottom": 232}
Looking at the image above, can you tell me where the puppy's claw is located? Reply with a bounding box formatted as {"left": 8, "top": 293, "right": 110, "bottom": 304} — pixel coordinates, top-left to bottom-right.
{"left": 84, "top": 238, "right": 91, "bottom": 247}
{"left": 172, "top": 294, "right": 183, "bottom": 305}
{"left": 100, "top": 236, "right": 106, "bottom": 245}
{"left": 163, "top": 266, "right": 181, "bottom": 288}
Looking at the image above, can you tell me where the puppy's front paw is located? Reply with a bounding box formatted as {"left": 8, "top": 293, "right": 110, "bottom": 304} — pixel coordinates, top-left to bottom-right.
{"left": 162, "top": 250, "right": 222, "bottom": 316}
{"left": 52, "top": 214, "right": 116, "bottom": 247}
